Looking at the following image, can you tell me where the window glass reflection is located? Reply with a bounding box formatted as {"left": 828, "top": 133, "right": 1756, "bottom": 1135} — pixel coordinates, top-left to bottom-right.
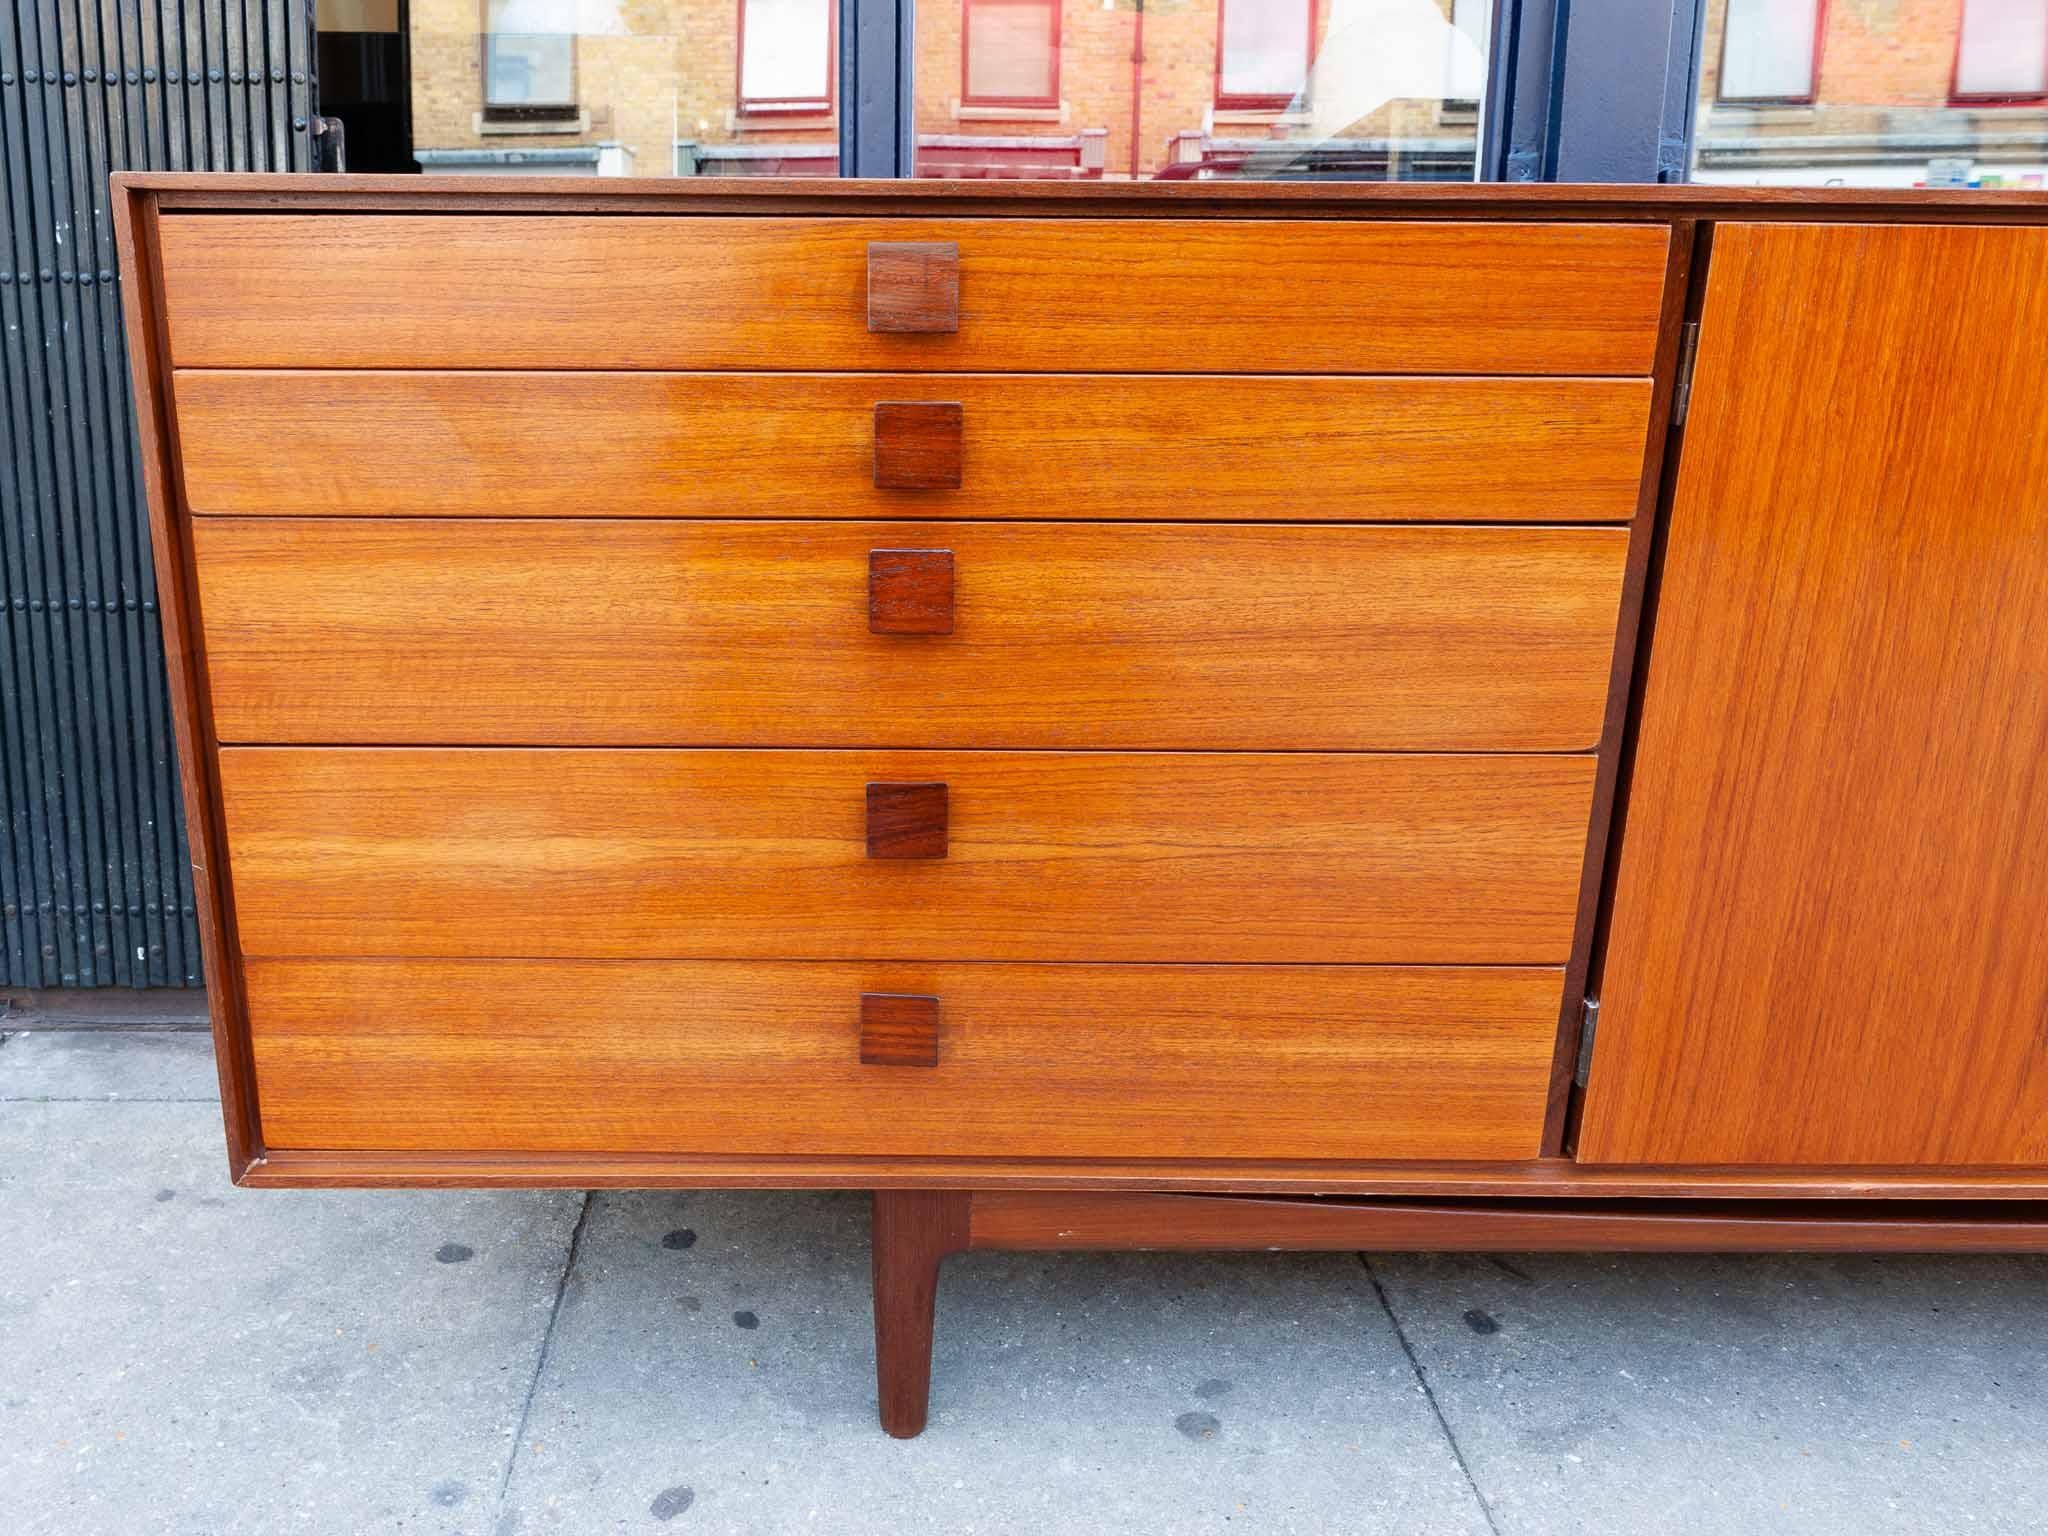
{"left": 914, "top": 0, "right": 1490, "bottom": 181}
{"left": 1694, "top": 0, "right": 2048, "bottom": 188}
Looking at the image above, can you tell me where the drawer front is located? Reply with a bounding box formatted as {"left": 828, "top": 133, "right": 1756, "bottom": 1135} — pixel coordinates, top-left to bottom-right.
{"left": 246, "top": 958, "right": 1564, "bottom": 1161}
{"left": 158, "top": 215, "right": 1669, "bottom": 374}
{"left": 194, "top": 521, "right": 1630, "bottom": 752}
{"left": 172, "top": 371, "right": 1653, "bottom": 523}
{"left": 218, "top": 749, "right": 1598, "bottom": 964}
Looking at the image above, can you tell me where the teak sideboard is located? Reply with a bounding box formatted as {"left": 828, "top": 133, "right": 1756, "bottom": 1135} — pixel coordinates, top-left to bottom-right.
{"left": 113, "top": 174, "right": 2048, "bottom": 1437}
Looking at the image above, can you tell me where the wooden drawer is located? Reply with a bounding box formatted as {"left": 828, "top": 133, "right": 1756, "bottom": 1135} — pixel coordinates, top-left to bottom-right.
{"left": 172, "top": 371, "right": 1653, "bottom": 523}
{"left": 218, "top": 749, "right": 1597, "bottom": 964}
{"left": 193, "top": 521, "right": 1629, "bottom": 752}
{"left": 246, "top": 958, "right": 1564, "bottom": 1161}
{"left": 158, "top": 215, "right": 1669, "bottom": 374}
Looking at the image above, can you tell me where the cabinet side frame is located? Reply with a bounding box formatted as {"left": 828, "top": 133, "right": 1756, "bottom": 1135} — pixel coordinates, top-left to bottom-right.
{"left": 1540, "top": 215, "right": 1699, "bottom": 1154}
{"left": 112, "top": 177, "right": 262, "bottom": 1179}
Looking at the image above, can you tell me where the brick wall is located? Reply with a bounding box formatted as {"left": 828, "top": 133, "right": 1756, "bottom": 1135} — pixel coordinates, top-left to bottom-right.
{"left": 409, "top": 0, "right": 1469, "bottom": 178}
{"left": 1698, "top": 0, "right": 1966, "bottom": 106}
{"left": 913, "top": 0, "right": 1462, "bottom": 179}
{"left": 1695, "top": 0, "right": 2046, "bottom": 185}
{"left": 410, "top": 0, "right": 835, "bottom": 175}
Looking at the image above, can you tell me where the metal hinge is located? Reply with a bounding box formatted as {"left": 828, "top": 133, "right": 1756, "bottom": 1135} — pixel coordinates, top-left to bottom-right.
{"left": 1573, "top": 997, "right": 1601, "bottom": 1088}
{"left": 1670, "top": 322, "right": 1702, "bottom": 428}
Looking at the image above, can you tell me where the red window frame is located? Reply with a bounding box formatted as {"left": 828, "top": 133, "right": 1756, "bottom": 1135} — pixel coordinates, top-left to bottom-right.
{"left": 960, "top": 0, "right": 1062, "bottom": 110}
{"left": 1714, "top": 0, "right": 1828, "bottom": 106}
{"left": 1950, "top": 0, "right": 2048, "bottom": 104}
{"left": 736, "top": 0, "right": 838, "bottom": 116}
{"left": 1214, "top": 0, "right": 1318, "bottom": 112}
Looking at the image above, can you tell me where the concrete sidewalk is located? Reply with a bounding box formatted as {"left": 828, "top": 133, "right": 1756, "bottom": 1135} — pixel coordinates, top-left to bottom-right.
{"left": 4, "top": 1028, "right": 2046, "bottom": 1535}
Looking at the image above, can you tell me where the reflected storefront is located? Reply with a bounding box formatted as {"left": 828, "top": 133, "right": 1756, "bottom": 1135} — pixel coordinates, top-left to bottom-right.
{"left": 1694, "top": 0, "right": 2048, "bottom": 187}
{"left": 395, "top": 0, "right": 1490, "bottom": 180}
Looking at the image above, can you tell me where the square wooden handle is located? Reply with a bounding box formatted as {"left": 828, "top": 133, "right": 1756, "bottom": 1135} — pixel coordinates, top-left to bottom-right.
{"left": 874, "top": 402, "right": 964, "bottom": 490}
{"left": 866, "top": 781, "right": 948, "bottom": 859}
{"left": 861, "top": 993, "right": 940, "bottom": 1067}
{"left": 867, "top": 241, "right": 960, "bottom": 333}
{"left": 869, "top": 548, "right": 955, "bottom": 634}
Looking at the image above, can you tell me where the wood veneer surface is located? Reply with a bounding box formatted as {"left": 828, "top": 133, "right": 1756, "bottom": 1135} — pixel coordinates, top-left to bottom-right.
{"left": 1580, "top": 222, "right": 2048, "bottom": 1167}
{"left": 158, "top": 215, "right": 1669, "bottom": 374}
{"left": 171, "top": 371, "right": 1653, "bottom": 523}
{"left": 247, "top": 959, "right": 1561, "bottom": 1161}
{"left": 217, "top": 748, "right": 1598, "bottom": 965}
{"left": 193, "top": 519, "right": 1628, "bottom": 751}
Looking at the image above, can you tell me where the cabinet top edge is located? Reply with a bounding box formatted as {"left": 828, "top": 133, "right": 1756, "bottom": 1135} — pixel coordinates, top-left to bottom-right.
{"left": 112, "top": 172, "right": 2048, "bottom": 223}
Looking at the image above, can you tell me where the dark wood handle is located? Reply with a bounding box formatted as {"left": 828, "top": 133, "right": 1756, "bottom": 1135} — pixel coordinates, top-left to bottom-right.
{"left": 874, "top": 402, "right": 964, "bottom": 490}
{"left": 866, "top": 781, "right": 948, "bottom": 859}
{"left": 867, "top": 241, "right": 960, "bottom": 333}
{"left": 869, "top": 548, "right": 955, "bottom": 634}
{"left": 861, "top": 992, "right": 940, "bottom": 1067}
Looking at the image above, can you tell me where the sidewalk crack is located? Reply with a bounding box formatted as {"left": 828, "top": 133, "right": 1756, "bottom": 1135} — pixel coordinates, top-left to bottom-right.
{"left": 1361, "top": 1254, "right": 1502, "bottom": 1536}
{"left": 496, "top": 1189, "right": 594, "bottom": 1519}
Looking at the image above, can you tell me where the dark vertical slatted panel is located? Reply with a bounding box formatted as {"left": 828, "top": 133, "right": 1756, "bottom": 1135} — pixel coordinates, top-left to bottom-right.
{"left": 0, "top": 0, "right": 316, "bottom": 987}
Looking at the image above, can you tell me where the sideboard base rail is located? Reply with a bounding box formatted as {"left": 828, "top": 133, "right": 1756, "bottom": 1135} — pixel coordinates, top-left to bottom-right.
{"left": 872, "top": 1189, "right": 2048, "bottom": 1437}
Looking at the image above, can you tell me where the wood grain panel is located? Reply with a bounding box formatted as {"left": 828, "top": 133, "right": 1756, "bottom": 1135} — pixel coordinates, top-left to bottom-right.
{"left": 157, "top": 216, "right": 1668, "bottom": 373}
{"left": 191, "top": 520, "right": 1628, "bottom": 751}
{"left": 1580, "top": 223, "right": 2048, "bottom": 1168}
{"left": 963, "top": 1191, "right": 2048, "bottom": 1252}
{"left": 171, "top": 370, "right": 1654, "bottom": 523}
{"left": 217, "top": 749, "right": 1598, "bottom": 963}
{"left": 245, "top": 958, "right": 1563, "bottom": 1159}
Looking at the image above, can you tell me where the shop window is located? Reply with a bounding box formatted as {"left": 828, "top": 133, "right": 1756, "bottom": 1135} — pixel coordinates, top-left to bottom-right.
{"left": 1953, "top": 0, "right": 2048, "bottom": 101}
{"left": 1217, "top": 0, "right": 1315, "bottom": 110}
{"left": 741, "top": 0, "right": 835, "bottom": 114}
{"left": 1717, "top": 0, "right": 1822, "bottom": 104}
{"left": 482, "top": 0, "right": 578, "bottom": 120}
{"left": 963, "top": 0, "right": 1060, "bottom": 108}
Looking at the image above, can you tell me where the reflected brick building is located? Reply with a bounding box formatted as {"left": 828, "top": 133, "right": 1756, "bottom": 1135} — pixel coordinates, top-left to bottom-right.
{"left": 1695, "top": 0, "right": 2048, "bottom": 186}
{"left": 404, "top": 0, "right": 1484, "bottom": 180}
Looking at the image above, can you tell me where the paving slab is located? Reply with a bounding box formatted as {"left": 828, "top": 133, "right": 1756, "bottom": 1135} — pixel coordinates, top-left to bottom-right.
{"left": 498, "top": 1189, "right": 1490, "bottom": 1536}
{"left": 9, "top": 1031, "right": 2048, "bottom": 1535}
{"left": 0, "top": 1028, "right": 222, "bottom": 1102}
{"left": 0, "top": 1097, "right": 583, "bottom": 1536}
{"left": 1370, "top": 1250, "right": 2048, "bottom": 1536}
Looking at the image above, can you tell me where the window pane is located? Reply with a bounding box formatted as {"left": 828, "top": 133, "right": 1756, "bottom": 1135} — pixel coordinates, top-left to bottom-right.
{"left": 965, "top": 0, "right": 1057, "bottom": 104}
{"left": 742, "top": 0, "right": 832, "bottom": 104}
{"left": 366, "top": 1, "right": 840, "bottom": 177}
{"left": 913, "top": 0, "right": 1495, "bottom": 181}
{"left": 484, "top": 34, "right": 573, "bottom": 105}
{"left": 1956, "top": 0, "right": 2048, "bottom": 97}
{"left": 1694, "top": 0, "right": 2048, "bottom": 188}
{"left": 1220, "top": 0, "right": 1312, "bottom": 103}
{"left": 1718, "top": 0, "right": 1817, "bottom": 101}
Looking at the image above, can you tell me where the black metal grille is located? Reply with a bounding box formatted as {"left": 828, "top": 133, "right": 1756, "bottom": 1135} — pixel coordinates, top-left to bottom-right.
{"left": 1, "top": 1, "right": 316, "bottom": 987}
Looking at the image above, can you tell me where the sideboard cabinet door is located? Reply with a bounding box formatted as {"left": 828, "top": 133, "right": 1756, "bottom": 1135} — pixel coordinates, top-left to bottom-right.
{"left": 1579, "top": 222, "right": 2048, "bottom": 1168}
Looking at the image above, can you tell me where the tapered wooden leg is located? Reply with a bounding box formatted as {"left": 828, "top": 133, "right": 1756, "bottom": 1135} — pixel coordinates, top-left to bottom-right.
{"left": 870, "top": 1190, "right": 970, "bottom": 1438}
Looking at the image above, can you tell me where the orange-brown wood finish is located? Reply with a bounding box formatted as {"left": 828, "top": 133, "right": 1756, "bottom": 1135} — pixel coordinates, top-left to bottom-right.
{"left": 871, "top": 1192, "right": 970, "bottom": 1438}
{"left": 189, "top": 520, "right": 1628, "bottom": 751}
{"left": 963, "top": 1192, "right": 2048, "bottom": 1253}
{"left": 157, "top": 216, "right": 1669, "bottom": 374}
{"left": 865, "top": 781, "right": 949, "bottom": 859}
{"left": 243, "top": 959, "right": 1562, "bottom": 1159}
{"left": 111, "top": 174, "right": 2048, "bottom": 1219}
{"left": 872, "top": 403, "right": 965, "bottom": 489}
{"left": 109, "top": 186, "right": 263, "bottom": 1179}
{"left": 867, "top": 242, "right": 960, "bottom": 334}
{"left": 235, "top": 1151, "right": 2048, "bottom": 1198}
{"left": 867, "top": 548, "right": 956, "bottom": 635}
{"left": 216, "top": 748, "right": 1597, "bottom": 964}
{"left": 1580, "top": 223, "right": 2048, "bottom": 1168}
{"left": 170, "top": 370, "right": 1655, "bottom": 524}
{"left": 859, "top": 992, "right": 941, "bottom": 1068}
